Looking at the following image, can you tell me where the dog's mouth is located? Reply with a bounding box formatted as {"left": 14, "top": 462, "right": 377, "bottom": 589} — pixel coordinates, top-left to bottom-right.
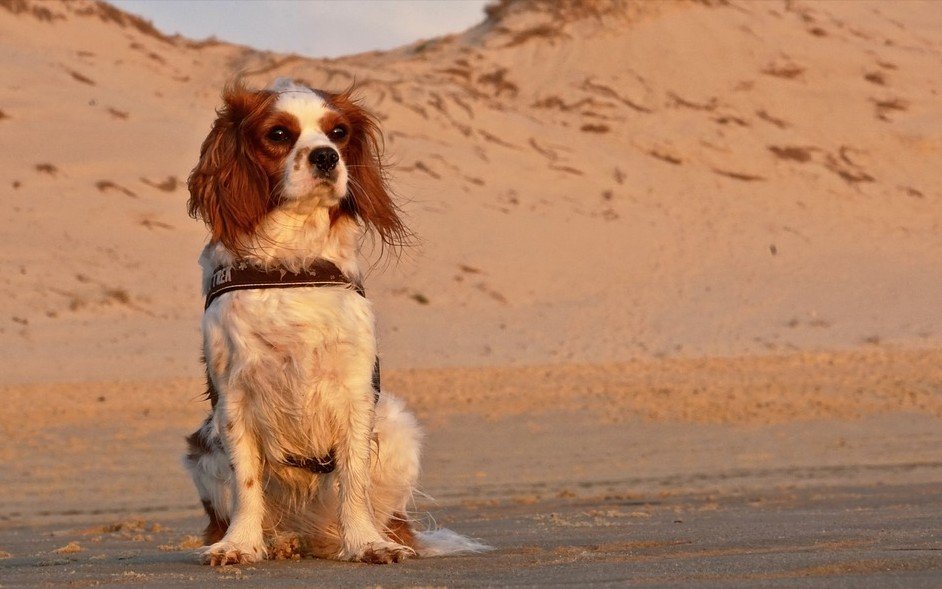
{"left": 276, "top": 178, "right": 346, "bottom": 209}
{"left": 311, "top": 173, "right": 339, "bottom": 187}
{"left": 314, "top": 177, "right": 345, "bottom": 200}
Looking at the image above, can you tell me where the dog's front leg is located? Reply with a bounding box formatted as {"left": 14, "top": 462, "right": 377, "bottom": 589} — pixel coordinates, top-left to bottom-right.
{"left": 336, "top": 379, "right": 414, "bottom": 563}
{"left": 202, "top": 387, "right": 267, "bottom": 565}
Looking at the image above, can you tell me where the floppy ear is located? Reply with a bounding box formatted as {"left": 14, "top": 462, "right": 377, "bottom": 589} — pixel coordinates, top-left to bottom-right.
{"left": 329, "top": 88, "right": 408, "bottom": 249}
{"left": 187, "top": 84, "right": 275, "bottom": 253}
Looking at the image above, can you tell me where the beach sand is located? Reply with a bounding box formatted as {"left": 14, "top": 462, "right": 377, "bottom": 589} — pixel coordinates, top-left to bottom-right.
{"left": 3, "top": 349, "right": 942, "bottom": 586}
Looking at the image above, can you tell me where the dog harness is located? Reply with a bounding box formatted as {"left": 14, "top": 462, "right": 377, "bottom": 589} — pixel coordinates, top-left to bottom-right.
{"left": 205, "top": 260, "right": 362, "bottom": 309}
{"left": 204, "top": 259, "right": 380, "bottom": 474}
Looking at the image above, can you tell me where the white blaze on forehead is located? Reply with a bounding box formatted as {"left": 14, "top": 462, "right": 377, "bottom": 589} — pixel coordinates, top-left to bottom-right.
{"left": 269, "top": 79, "right": 335, "bottom": 137}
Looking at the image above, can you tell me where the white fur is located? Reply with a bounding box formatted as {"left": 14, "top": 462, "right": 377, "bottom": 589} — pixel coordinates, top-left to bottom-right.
{"left": 185, "top": 82, "right": 490, "bottom": 565}
{"left": 415, "top": 529, "right": 494, "bottom": 557}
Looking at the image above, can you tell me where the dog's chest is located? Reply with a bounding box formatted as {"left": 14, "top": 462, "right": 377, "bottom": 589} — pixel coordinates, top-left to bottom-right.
{"left": 202, "top": 287, "right": 376, "bottom": 454}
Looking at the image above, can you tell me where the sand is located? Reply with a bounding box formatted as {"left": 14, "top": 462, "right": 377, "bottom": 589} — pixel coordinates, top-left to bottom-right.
{"left": 1, "top": 0, "right": 941, "bottom": 586}
{"left": 3, "top": 349, "right": 942, "bottom": 586}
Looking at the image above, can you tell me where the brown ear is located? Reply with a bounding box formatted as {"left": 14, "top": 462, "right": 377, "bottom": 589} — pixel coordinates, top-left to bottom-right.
{"left": 187, "top": 84, "right": 275, "bottom": 253}
{"left": 329, "top": 88, "right": 409, "bottom": 249}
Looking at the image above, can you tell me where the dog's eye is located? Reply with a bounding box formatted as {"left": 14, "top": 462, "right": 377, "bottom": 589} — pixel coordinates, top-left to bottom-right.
{"left": 329, "top": 125, "right": 348, "bottom": 142}
{"left": 266, "top": 126, "right": 291, "bottom": 142}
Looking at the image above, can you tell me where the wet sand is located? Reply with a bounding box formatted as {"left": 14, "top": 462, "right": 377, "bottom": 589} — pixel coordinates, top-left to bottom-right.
{"left": 2, "top": 484, "right": 941, "bottom": 588}
{"left": 2, "top": 349, "right": 941, "bottom": 587}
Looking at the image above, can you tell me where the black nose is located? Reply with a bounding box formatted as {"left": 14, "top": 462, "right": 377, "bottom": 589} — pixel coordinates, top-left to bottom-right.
{"left": 309, "top": 147, "right": 340, "bottom": 174}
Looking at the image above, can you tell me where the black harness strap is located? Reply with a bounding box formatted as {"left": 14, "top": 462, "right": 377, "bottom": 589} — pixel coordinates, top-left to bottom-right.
{"left": 204, "top": 260, "right": 381, "bottom": 475}
{"left": 205, "top": 260, "right": 361, "bottom": 310}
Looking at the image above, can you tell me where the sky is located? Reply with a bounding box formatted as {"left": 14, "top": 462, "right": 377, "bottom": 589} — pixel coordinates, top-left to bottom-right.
{"left": 110, "top": 0, "right": 491, "bottom": 59}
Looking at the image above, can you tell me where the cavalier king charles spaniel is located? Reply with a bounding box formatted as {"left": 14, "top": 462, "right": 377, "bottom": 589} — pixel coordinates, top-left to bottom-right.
{"left": 183, "top": 78, "right": 487, "bottom": 565}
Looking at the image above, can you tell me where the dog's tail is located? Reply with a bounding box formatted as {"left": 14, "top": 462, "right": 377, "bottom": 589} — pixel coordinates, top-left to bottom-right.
{"left": 413, "top": 528, "right": 494, "bottom": 557}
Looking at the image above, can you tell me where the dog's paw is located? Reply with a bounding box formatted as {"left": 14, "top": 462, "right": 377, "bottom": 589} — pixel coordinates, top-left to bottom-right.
{"left": 344, "top": 540, "right": 415, "bottom": 564}
{"left": 268, "top": 534, "right": 303, "bottom": 560}
{"left": 201, "top": 540, "right": 265, "bottom": 566}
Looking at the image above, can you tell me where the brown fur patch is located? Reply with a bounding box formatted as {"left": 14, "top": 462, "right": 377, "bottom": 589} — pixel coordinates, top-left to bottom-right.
{"left": 324, "top": 88, "right": 409, "bottom": 249}
{"left": 186, "top": 83, "right": 299, "bottom": 254}
{"left": 201, "top": 499, "right": 228, "bottom": 545}
{"left": 386, "top": 512, "right": 418, "bottom": 549}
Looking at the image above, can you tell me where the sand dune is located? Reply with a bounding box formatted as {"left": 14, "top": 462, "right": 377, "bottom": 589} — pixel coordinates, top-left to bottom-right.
{"left": 1, "top": 0, "right": 940, "bottom": 382}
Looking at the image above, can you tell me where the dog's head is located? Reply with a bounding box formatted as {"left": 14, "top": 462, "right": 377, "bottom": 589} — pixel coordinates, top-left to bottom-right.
{"left": 187, "top": 78, "right": 405, "bottom": 254}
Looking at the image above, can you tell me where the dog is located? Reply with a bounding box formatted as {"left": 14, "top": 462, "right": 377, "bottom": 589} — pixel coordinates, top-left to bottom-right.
{"left": 183, "top": 78, "right": 487, "bottom": 565}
